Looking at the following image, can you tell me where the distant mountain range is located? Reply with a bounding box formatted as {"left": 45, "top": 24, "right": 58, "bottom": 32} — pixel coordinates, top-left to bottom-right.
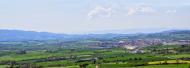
{"left": 0, "top": 30, "right": 65, "bottom": 41}
{"left": 0, "top": 29, "right": 190, "bottom": 41}
{"left": 120, "top": 30, "right": 190, "bottom": 40}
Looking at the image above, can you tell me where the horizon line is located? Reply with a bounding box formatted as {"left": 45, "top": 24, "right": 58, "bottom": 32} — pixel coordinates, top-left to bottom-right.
{"left": 0, "top": 28, "right": 189, "bottom": 35}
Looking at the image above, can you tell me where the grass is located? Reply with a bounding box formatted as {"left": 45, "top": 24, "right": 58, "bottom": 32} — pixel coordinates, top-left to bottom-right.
{"left": 47, "top": 65, "right": 96, "bottom": 68}
{"left": 148, "top": 60, "right": 190, "bottom": 65}
{"left": 0, "top": 65, "right": 8, "bottom": 68}
{"left": 165, "top": 53, "right": 190, "bottom": 58}
{"left": 0, "top": 51, "right": 67, "bottom": 61}
{"left": 36, "top": 60, "right": 75, "bottom": 67}
{"left": 1, "top": 47, "right": 190, "bottom": 68}
{"left": 99, "top": 64, "right": 189, "bottom": 68}
{"left": 47, "top": 64, "right": 190, "bottom": 68}
{"left": 47, "top": 66, "right": 79, "bottom": 68}
{"left": 127, "top": 64, "right": 189, "bottom": 68}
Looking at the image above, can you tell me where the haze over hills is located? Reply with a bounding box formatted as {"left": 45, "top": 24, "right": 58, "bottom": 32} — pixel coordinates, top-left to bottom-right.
{"left": 0, "top": 29, "right": 190, "bottom": 41}
{"left": 0, "top": 30, "right": 65, "bottom": 41}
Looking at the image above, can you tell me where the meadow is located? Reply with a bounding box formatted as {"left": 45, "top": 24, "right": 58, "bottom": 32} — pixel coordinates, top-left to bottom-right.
{"left": 0, "top": 41, "right": 190, "bottom": 68}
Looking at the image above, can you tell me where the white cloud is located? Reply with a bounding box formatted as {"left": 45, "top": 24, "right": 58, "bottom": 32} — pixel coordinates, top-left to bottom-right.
{"left": 88, "top": 6, "right": 112, "bottom": 19}
{"left": 127, "top": 5, "right": 155, "bottom": 16}
{"left": 127, "top": 8, "right": 138, "bottom": 16}
{"left": 165, "top": 10, "right": 177, "bottom": 14}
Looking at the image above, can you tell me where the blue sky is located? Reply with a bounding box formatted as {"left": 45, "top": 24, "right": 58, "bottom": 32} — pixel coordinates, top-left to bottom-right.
{"left": 0, "top": 0, "right": 190, "bottom": 34}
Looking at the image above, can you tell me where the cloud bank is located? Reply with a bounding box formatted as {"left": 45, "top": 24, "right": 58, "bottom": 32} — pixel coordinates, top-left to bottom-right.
{"left": 88, "top": 6, "right": 112, "bottom": 19}
{"left": 165, "top": 10, "right": 177, "bottom": 14}
{"left": 127, "top": 5, "right": 155, "bottom": 16}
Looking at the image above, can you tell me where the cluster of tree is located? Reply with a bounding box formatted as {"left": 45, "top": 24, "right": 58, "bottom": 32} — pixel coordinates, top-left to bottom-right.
{"left": 5, "top": 61, "right": 44, "bottom": 68}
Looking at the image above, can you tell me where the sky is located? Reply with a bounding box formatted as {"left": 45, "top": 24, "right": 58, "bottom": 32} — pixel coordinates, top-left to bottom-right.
{"left": 0, "top": 0, "right": 190, "bottom": 34}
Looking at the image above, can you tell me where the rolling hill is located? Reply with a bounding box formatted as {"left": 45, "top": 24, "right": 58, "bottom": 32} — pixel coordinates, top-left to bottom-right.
{"left": 0, "top": 29, "right": 189, "bottom": 41}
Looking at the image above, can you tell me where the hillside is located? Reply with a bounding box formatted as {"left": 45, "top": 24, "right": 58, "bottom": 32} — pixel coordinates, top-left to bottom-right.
{"left": 139, "top": 30, "right": 190, "bottom": 40}
{"left": 0, "top": 30, "right": 65, "bottom": 41}
{"left": 0, "top": 29, "right": 190, "bottom": 41}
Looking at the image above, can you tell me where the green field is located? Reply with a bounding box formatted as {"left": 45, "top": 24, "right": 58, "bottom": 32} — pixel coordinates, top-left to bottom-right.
{"left": 0, "top": 41, "right": 190, "bottom": 68}
{"left": 48, "top": 64, "right": 189, "bottom": 68}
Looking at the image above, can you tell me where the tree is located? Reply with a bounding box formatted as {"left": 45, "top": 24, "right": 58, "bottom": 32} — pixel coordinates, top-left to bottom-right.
{"left": 134, "top": 58, "right": 138, "bottom": 60}
{"left": 16, "top": 50, "right": 27, "bottom": 54}
{"left": 79, "top": 64, "right": 89, "bottom": 68}
{"left": 139, "top": 57, "right": 142, "bottom": 60}
{"left": 8, "top": 61, "right": 16, "bottom": 68}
